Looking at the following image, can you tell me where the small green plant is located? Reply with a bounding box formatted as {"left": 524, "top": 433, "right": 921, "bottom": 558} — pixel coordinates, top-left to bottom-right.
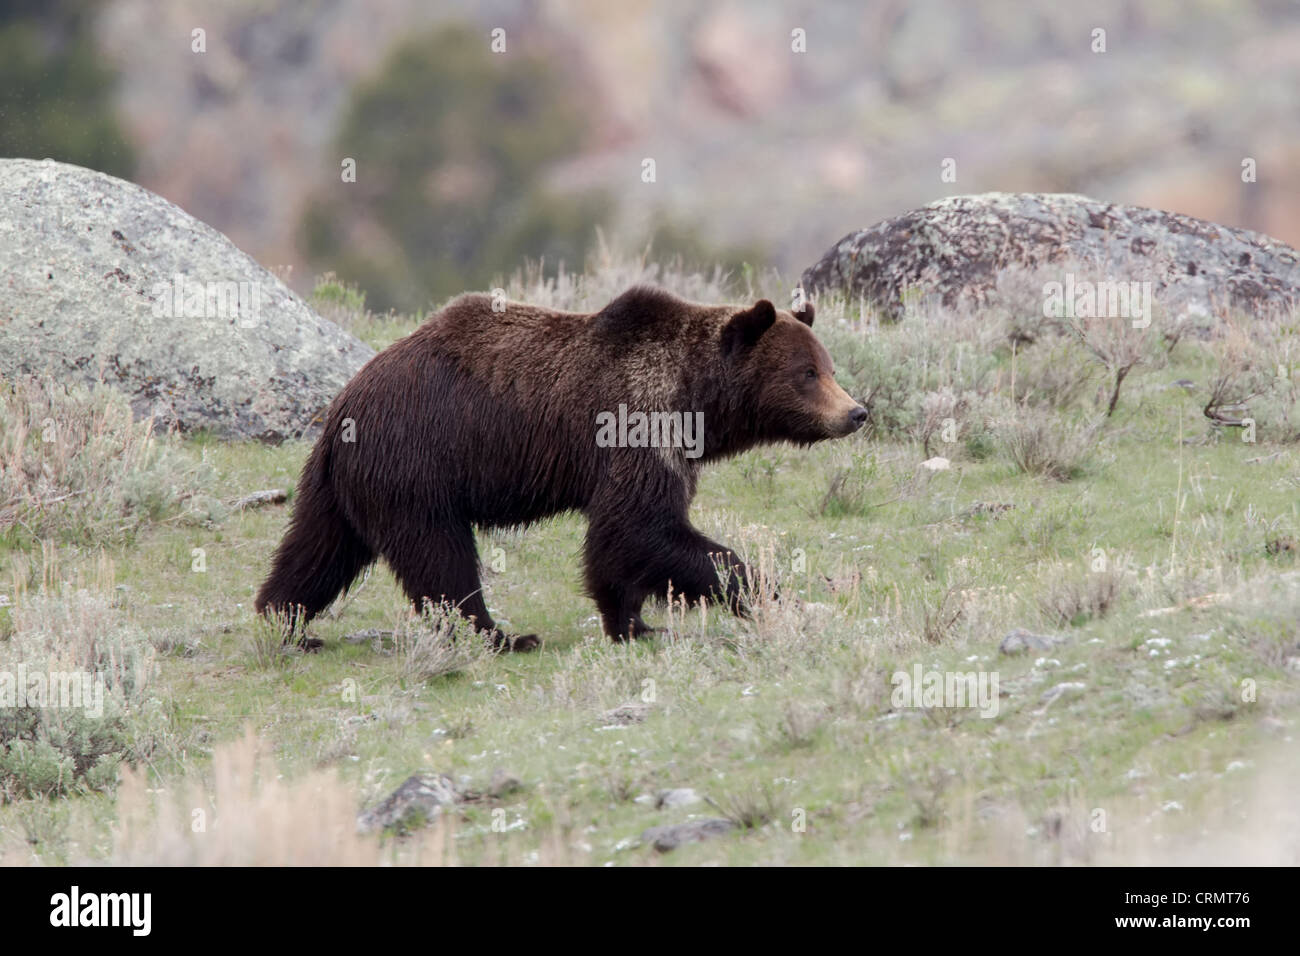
{"left": 921, "top": 585, "right": 966, "bottom": 645}
{"left": 310, "top": 271, "right": 369, "bottom": 330}
{"left": 712, "top": 783, "right": 777, "bottom": 830}
{"left": 818, "top": 449, "right": 880, "bottom": 517}
{"left": 244, "top": 611, "right": 293, "bottom": 671}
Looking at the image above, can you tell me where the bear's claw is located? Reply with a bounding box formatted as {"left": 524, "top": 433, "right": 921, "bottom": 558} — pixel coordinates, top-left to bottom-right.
{"left": 498, "top": 633, "right": 542, "bottom": 653}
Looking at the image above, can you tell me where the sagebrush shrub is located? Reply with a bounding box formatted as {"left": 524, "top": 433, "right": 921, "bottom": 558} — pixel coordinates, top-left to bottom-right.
{"left": 0, "top": 376, "right": 220, "bottom": 544}
{"left": 0, "top": 587, "right": 160, "bottom": 801}
{"left": 997, "top": 405, "right": 1100, "bottom": 481}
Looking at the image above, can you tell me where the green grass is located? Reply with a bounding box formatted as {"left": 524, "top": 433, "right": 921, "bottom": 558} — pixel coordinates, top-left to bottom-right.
{"left": 2, "top": 271, "right": 1298, "bottom": 865}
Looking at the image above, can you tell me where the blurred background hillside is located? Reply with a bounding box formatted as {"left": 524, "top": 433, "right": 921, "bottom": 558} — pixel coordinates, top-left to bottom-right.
{"left": 2, "top": 0, "right": 1298, "bottom": 314}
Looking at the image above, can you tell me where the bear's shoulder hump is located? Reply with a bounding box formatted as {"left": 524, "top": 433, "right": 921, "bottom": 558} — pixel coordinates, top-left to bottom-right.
{"left": 590, "top": 285, "right": 702, "bottom": 338}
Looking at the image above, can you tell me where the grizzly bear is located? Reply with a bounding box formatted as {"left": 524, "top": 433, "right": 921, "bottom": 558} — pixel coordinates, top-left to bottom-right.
{"left": 255, "top": 286, "right": 866, "bottom": 650}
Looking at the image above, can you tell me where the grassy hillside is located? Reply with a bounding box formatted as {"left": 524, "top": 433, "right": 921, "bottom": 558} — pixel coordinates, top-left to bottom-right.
{"left": 2, "top": 256, "right": 1297, "bottom": 865}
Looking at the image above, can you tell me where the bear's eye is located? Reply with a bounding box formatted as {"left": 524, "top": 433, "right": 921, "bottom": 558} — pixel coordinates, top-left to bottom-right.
{"left": 804, "top": 367, "right": 817, "bottom": 380}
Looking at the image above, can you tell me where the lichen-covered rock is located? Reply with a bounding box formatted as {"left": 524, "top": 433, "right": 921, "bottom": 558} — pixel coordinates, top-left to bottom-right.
{"left": 999, "top": 628, "right": 1068, "bottom": 656}
{"left": 640, "top": 817, "right": 735, "bottom": 852}
{"left": 0, "top": 158, "right": 373, "bottom": 440}
{"left": 801, "top": 193, "right": 1300, "bottom": 321}
{"left": 355, "top": 772, "right": 458, "bottom": 834}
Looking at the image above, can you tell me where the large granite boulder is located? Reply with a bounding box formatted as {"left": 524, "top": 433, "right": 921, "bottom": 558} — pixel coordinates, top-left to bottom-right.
{"left": 0, "top": 158, "right": 374, "bottom": 440}
{"left": 801, "top": 193, "right": 1300, "bottom": 321}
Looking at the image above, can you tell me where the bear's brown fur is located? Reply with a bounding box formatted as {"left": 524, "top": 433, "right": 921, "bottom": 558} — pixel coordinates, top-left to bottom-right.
{"left": 255, "top": 286, "right": 865, "bottom": 650}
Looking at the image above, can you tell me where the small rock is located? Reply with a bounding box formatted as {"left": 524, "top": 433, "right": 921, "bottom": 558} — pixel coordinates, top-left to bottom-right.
{"left": 601, "top": 702, "right": 650, "bottom": 725}
{"left": 343, "top": 628, "right": 393, "bottom": 645}
{"left": 999, "top": 628, "right": 1067, "bottom": 655}
{"left": 655, "top": 788, "right": 702, "bottom": 810}
{"left": 490, "top": 768, "right": 523, "bottom": 798}
{"left": 1039, "top": 681, "right": 1087, "bottom": 705}
{"left": 640, "top": 818, "right": 735, "bottom": 853}
{"left": 356, "top": 773, "right": 458, "bottom": 834}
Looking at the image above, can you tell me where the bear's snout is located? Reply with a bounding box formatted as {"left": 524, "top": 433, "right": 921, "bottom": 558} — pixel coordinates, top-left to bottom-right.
{"left": 832, "top": 404, "right": 867, "bottom": 436}
{"left": 817, "top": 375, "right": 867, "bottom": 437}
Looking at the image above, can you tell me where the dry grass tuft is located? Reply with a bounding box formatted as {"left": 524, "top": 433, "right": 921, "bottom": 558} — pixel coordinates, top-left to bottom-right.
{"left": 1038, "top": 563, "right": 1128, "bottom": 628}
{"left": 997, "top": 406, "right": 1101, "bottom": 480}
{"left": 394, "top": 601, "right": 496, "bottom": 682}
{"left": 109, "top": 729, "right": 404, "bottom": 865}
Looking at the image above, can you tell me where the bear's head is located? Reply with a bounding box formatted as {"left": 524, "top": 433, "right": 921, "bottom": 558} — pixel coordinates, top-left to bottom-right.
{"left": 721, "top": 298, "right": 867, "bottom": 444}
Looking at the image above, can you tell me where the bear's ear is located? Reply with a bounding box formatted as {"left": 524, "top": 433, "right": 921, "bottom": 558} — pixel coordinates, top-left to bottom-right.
{"left": 722, "top": 300, "right": 777, "bottom": 356}
{"left": 793, "top": 299, "right": 815, "bottom": 327}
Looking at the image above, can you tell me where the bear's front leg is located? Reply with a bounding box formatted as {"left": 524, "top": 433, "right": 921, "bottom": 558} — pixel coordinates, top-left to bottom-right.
{"left": 658, "top": 527, "right": 752, "bottom": 617}
{"left": 584, "top": 512, "right": 753, "bottom": 640}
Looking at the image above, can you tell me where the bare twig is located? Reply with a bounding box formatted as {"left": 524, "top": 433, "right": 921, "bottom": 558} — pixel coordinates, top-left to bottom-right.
{"left": 229, "top": 489, "right": 288, "bottom": 511}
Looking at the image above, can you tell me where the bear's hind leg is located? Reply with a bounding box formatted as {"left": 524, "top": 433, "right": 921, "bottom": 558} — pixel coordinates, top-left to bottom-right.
{"left": 256, "top": 477, "right": 375, "bottom": 650}
{"left": 383, "top": 520, "right": 539, "bottom": 653}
